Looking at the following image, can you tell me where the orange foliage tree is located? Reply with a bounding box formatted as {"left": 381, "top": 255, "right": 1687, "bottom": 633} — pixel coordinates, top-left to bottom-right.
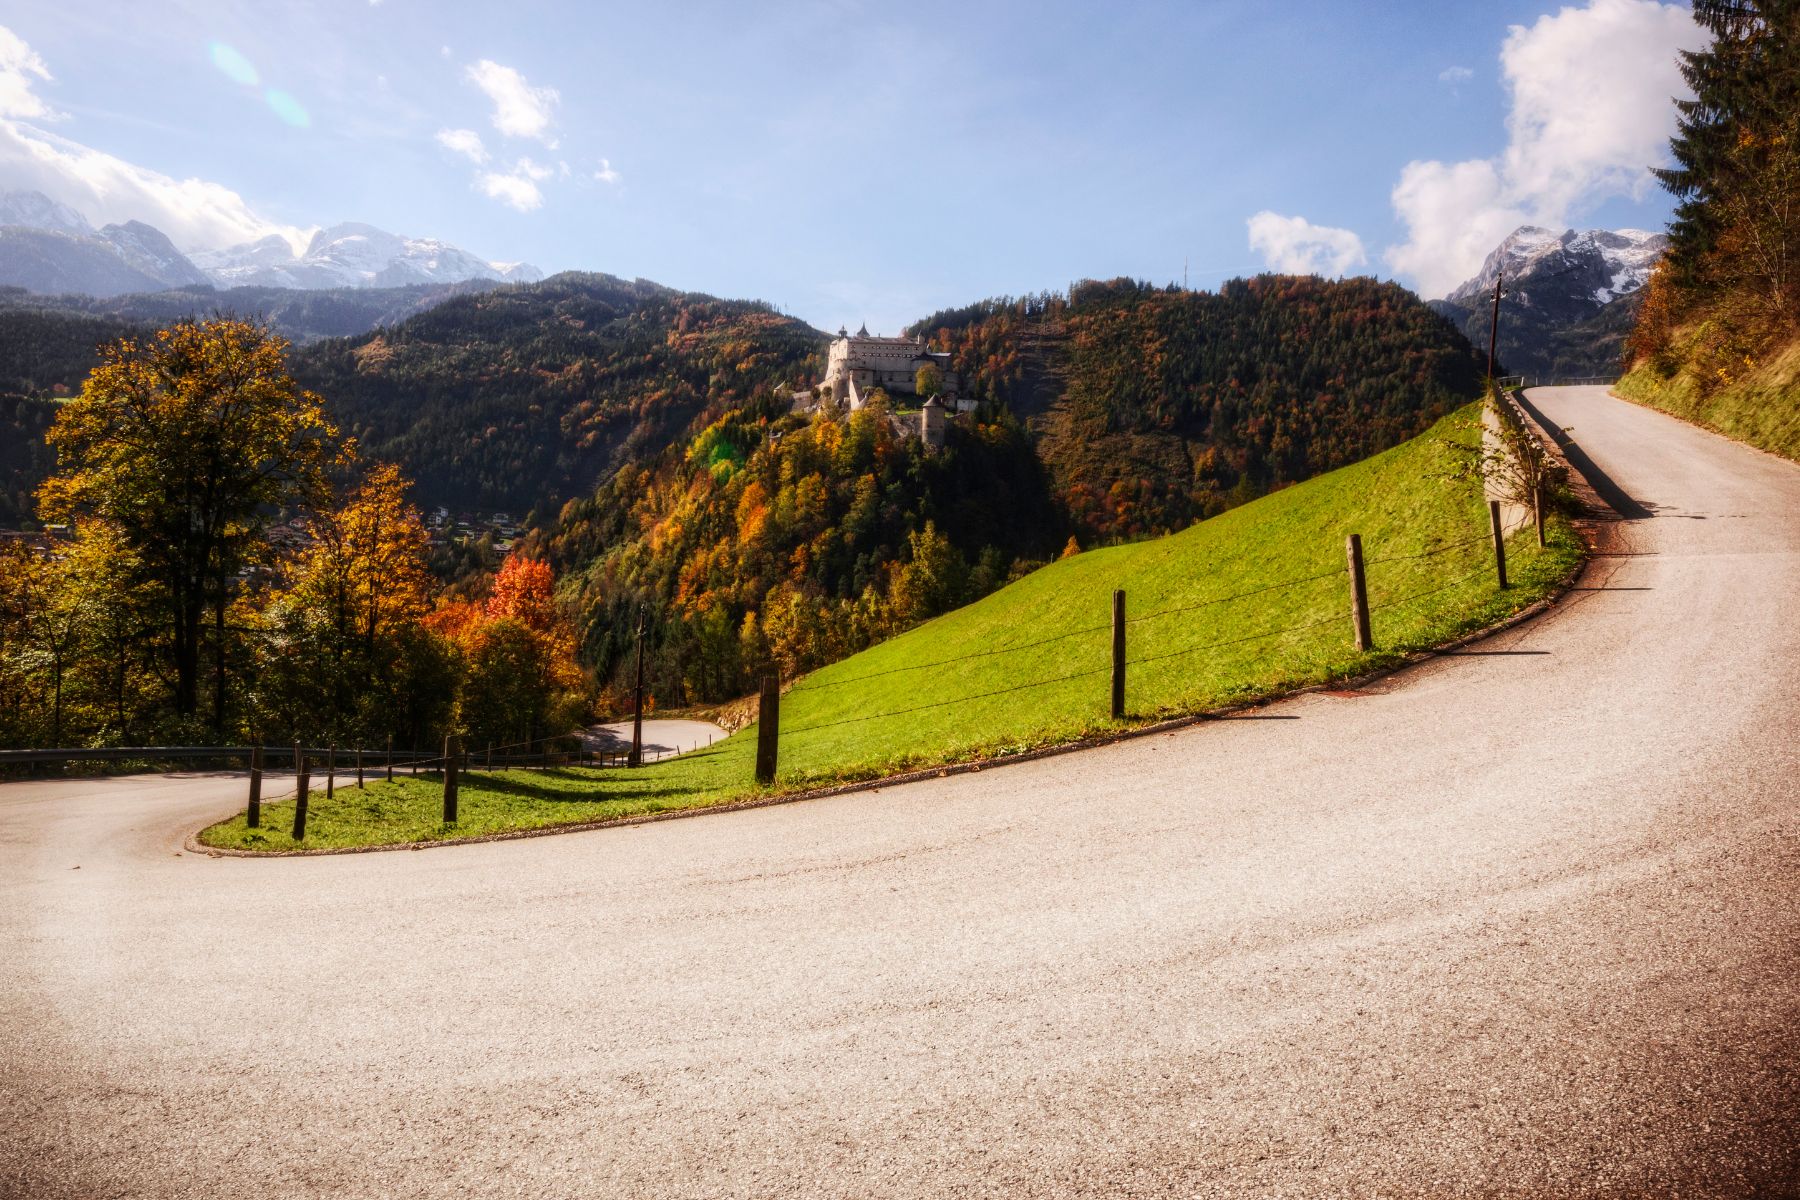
{"left": 431, "top": 551, "right": 587, "bottom": 748}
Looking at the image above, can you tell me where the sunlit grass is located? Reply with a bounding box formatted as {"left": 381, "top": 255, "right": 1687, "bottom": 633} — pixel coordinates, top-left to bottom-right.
{"left": 199, "top": 404, "right": 1583, "bottom": 852}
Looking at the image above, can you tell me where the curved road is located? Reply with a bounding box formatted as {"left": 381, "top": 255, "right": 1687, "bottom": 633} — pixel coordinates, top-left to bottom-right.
{"left": 3, "top": 388, "right": 1797, "bottom": 1197}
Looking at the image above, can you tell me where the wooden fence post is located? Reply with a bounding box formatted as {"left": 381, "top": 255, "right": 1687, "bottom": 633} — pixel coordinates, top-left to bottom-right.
{"left": 246, "top": 743, "right": 263, "bottom": 829}
{"left": 326, "top": 745, "right": 336, "bottom": 799}
{"left": 442, "top": 735, "right": 459, "bottom": 824}
{"left": 755, "top": 674, "right": 780, "bottom": 785}
{"left": 1345, "top": 534, "right": 1372, "bottom": 652}
{"left": 1489, "top": 499, "right": 1509, "bottom": 589}
{"left": 1111, "top": 589, "right": 1126, "bottom": 720}
{"left": 292, "top": 744, "right": 310, "bottom": 841}
{"left": 385, "top": 734, "right": 393, "bottom": 783}
{"left": 355, "top": 746, "right": 364, "bottom": 789}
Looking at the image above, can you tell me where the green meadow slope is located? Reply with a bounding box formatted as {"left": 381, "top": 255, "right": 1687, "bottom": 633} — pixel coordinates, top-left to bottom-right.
{"left": 200, "top": 404, "right": 1582, "bottom": 851}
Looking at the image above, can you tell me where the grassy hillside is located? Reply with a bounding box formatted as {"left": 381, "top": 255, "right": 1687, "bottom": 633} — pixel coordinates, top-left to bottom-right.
{"left": 1617, "top": 332, "right": 1800, "bottom": 462}
{"left": 199, "top": 404, "right": 1583, "bottom": 852}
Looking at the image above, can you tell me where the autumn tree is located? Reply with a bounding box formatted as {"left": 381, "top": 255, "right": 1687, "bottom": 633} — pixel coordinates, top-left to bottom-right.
{"left": 430, "top": 552, "right": 587, "bottom": 749}
{"left": 1648, "top": 0, "right": 1800, "bottom": 364}
{"left": 258, "top": 461, "right": 447, "bottom": 742}
{"left": 38, "top": 319, "right": 339, "bottom": 732}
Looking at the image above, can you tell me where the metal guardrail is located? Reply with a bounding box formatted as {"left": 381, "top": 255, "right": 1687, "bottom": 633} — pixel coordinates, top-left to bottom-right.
{"left": 1504, "top": 375, "right": 1617, "bottom": 389}
{"left": 0, "top": 744, "right": 677, "bottom": 769}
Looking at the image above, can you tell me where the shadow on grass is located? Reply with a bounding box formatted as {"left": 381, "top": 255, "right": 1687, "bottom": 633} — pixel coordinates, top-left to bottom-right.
{"left": 460, "top": 771, "right": 705, "bottom": 805}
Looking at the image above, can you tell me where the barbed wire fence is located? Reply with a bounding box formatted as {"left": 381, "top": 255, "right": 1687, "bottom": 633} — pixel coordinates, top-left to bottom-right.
{"left": 749, "top": 501, "right": 1539, "bottom": 785}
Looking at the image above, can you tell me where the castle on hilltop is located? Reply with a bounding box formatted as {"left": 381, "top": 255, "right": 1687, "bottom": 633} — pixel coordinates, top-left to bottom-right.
{"left": 821, "top": 325, "right": 962, "bottom": 411}
{"left": 809, "top": 325, "right": 963, "bottom": 449}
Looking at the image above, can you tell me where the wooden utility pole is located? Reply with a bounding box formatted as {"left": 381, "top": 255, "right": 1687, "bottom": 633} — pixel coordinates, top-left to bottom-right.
{"left": 755, "top": 675, "right": 780, "bottom": 785}
{"left": 1111, "top": 590, "right": 1127, "bottom": 720}
{"left": 629, "top": 605, "right": 647, "bottom": 768}
{"left": 1487, "top": 270, "right": 1504, "bottom": 384}
{"left": 1345, "top": 534, "right": 1372, "bottom": 652}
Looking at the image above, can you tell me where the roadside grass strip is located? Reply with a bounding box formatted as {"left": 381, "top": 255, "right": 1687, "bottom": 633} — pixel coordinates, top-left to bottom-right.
{"left": 199, "top": 404, "right": 1584, "bottom": 852}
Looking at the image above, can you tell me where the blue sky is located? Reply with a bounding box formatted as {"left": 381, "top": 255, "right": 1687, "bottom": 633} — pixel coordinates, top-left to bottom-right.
{"left": 0, "top": 1, "right": 1703, "bottom": 332}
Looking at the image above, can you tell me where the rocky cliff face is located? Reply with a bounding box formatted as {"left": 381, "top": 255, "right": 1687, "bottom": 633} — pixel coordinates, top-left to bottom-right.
{"left": 1432, "top": 226, "right": 1667, "bottom": 379}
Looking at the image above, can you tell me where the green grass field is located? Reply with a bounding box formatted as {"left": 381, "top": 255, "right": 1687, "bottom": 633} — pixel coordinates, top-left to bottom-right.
{"left": 199, "top": 404, "right": 1584, "bottom": 852}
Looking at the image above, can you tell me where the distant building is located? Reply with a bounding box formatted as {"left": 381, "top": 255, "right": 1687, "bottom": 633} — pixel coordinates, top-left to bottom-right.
{"left": 919, "top": 395, "right": 948, "bottom": 450}
{"left": 821, "top": 324, "right": 963, "bottom": 411}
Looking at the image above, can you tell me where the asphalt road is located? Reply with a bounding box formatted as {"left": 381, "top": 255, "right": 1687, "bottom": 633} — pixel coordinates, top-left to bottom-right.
{"left": 582, "top": 717, "right": 727, "bottom": 760}
{"left": 3, "top": 387, "right": 1797, "bottom": 1197}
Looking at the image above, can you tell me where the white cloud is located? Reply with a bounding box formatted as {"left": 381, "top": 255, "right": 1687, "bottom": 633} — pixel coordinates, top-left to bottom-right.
{"left": 594, "top": 157, "right": 620, "bottom": 185}
{"left": 1246, "top": 211, "right": 1367, "bottom": 277}
{"left": 0, "top": 118, "right": 310, "bottom": 253}
{"left": 465, "top": 59, "right": 558, "bottom": 145}
{"left": 435, "top": 127, "right": 487, "bottom": 164}
{"left": 476, "top": 158, "right": 552, "bottom": 211}
{"left": 0, "top": 23, "right": 58, "bottom": 121}
{"left": 1438, "top": 65, "right": 1473, "bottom": 84}
{"left": 0, "top": 25, "right": 306, "bottom": 253}
{"left": 1387, "top": 0, "right": 1704, "bottom": 298}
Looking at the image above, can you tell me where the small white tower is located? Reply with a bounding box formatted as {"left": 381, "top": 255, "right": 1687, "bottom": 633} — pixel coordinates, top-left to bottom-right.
{"left": 920, "top": 394, "right": 948, "bottom": 450}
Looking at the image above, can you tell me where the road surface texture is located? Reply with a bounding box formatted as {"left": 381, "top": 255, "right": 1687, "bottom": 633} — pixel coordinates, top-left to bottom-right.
{"left": 3, "top": 388, "right": 1796, "bottom": 1197}
{"left": 583, "top": 717, "right": 727, "bottom": 760}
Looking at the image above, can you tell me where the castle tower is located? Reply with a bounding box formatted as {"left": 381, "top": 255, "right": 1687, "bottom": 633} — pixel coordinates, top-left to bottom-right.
{"left": 920, "top": 394, "right": 948, "bottom": 450}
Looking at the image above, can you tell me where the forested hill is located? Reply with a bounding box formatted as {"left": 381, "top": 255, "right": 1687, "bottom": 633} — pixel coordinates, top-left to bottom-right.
{"left": 287, "top": 273, "right": 827, "bottom": 513}
{"left": 0, "top": 278, "right": 509, "bottom": 345}
{"left": 539, "top": 273, "right": 1487, "bottom": 709}
{"left": 0, "top": 275, "right": 827, "bottom": 519}
{"left": 914, "top": 275, "right": 1487, "bottom": 538}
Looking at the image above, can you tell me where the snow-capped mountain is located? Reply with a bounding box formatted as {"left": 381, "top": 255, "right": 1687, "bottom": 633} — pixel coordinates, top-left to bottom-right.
{"left": 194, "top": 222, "right": 542, "bottom": 290}
{"left": 0, "top": 190, "right": 93, "bottom": 236}
{"left": 1432, "top": 225, "right": 1669, "bottom": 379}
{"left": 0, "top": 190, "right": 543, "bottom": 297}
{"left": 100, "top": 220, "right": 211, "bottom": 289}
{"left": 0, "top": 193, "right": 210, "bottom": 296}
{"left": 1445, "top": 226, "right": 1668, "bottom": 310}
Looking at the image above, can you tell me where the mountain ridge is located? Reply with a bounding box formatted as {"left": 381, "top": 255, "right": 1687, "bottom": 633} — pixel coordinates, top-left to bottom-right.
{"left": 0, "top": 190, "right": 541, "bottom": 297}
{"left": 1431, "top": 224, "right": 1666, "bottom": 379}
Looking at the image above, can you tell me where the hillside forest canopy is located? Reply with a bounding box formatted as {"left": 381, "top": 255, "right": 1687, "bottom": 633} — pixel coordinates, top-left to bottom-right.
{"left": 1, "top": 319, "right": 585, "bottom": 752}
{"left": 2, "top": 271, "right": 1489, "bottom": 747}
{"left": 1631, "top": 0, "right": 1800, "bottom": 383}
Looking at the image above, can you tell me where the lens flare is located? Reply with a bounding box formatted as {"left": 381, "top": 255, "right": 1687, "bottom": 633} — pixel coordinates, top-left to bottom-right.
{"left": 265, "top": 89, "right": 310, "bottom": 128}
{"left": 207, "top": 41, "right": 259, "bottom": 86}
